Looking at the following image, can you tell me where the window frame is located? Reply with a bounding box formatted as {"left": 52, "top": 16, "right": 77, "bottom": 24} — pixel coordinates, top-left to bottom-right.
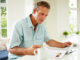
{"left": 0, "top": 0, "right": 8, "bottom": 38}
{"left": 68, "top": 0, "right": 77, "bottom": 34}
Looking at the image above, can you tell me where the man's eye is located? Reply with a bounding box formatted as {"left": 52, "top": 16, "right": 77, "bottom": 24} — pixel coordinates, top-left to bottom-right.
{"left": 41, "top": 13, "right": 44, "bottom": 15}
{"left": 41, "top": 13, "right": 47, "bottom": 17}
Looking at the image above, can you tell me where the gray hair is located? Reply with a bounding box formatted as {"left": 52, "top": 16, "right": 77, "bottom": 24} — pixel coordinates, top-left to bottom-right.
{"left": 34, "top": 1, "right": 50, "bottom": 10}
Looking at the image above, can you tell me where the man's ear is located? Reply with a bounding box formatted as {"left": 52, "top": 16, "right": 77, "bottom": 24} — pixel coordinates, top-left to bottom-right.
{"left": 33, "top": 8, "right": 37, "bottom": 14}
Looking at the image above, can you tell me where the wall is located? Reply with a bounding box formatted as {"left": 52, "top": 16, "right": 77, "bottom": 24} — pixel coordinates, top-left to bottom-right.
{"left": 7, "top": 0, "right": 25, "bottom": 37}
{"left": 7, "top": 0, "right": 33, "bottom": 37}
{"left": 55, "top": 0, "right": 69, "bottom": 40}
{"left": 24, "top": 0, "right": 34, "bottom": 17}
{"left": 78, "top": 0, "right": 80, "bottom": 30}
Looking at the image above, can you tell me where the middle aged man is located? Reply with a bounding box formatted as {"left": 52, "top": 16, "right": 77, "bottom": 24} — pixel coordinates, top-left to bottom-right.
{"left": 8, "top": 1, "right": 72, "bottom": 60}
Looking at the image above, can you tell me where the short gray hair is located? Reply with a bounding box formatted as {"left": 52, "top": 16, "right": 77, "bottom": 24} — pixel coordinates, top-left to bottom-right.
{"left": 34, "top": 1, "right": 50, "bottom": 10}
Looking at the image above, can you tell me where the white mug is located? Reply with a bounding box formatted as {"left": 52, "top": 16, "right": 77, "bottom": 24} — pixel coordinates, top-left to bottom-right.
{"left": 37, "top": 48, "right": 47, "bottom": 60}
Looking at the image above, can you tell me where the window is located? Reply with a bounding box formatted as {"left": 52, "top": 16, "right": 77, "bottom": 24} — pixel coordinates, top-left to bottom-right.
{"left": 0, "top": 0, "right": 7, "bottom": 38}
{"left": 68, "top": 0, "right": 77, "bottom": 35}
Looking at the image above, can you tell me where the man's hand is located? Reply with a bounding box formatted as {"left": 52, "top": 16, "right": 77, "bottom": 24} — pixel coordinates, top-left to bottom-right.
{"left": 31, "top": 45, "right": 42, "bottom": 54}
{"left": 63, "top": 41, "right": 72, "bottom": 47}
{"left": 26, "top": 45, "right": 42, "bottom": 55}
{"left": 46, "top": 40, "right": 72, "bottom": 48}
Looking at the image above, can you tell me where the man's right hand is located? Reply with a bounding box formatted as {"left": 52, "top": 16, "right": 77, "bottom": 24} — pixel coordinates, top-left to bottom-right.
{"left": 24, "top": 45, "right": 42, "bottom": 55}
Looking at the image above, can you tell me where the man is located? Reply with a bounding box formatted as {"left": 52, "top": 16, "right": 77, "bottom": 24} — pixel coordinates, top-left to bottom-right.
{"left": 8, "top": 1, "right": 72, "bottom": 60}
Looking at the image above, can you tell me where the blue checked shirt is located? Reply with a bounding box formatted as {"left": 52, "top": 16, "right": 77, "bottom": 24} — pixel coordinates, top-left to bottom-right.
{"left": 8, "top": 15, "right": 51, "bottom": 60}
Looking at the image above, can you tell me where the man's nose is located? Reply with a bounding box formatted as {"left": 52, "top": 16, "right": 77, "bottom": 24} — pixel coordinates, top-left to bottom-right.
{"left": 42, "top": 15, "right": 46, "bottom": 19}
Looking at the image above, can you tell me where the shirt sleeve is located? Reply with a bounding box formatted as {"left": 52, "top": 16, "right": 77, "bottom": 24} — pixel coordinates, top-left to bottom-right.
{"left": 9, "top": 22, "right": 23, "bottom": 48}
{"left": 44, "top": 25, "right": 51, "bottom": 42}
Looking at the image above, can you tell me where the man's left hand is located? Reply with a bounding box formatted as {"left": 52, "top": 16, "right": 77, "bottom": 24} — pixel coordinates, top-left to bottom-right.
{"left": 63, "top": 41, "right": 72, "bottom": 47}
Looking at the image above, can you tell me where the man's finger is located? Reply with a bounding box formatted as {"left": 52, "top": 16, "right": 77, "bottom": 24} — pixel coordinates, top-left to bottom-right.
{"left": 66, "top": 41, "right": 72, "bottom": 45}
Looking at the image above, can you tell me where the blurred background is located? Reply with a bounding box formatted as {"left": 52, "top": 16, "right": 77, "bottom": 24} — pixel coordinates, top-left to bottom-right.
{"left": 0, "top": 0, "right": 80, "bottom": 40}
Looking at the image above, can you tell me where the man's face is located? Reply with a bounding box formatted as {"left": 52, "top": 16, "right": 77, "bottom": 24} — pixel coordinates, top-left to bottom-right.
{"left": 34, "top": 6, "right": 49, "bottom": 24}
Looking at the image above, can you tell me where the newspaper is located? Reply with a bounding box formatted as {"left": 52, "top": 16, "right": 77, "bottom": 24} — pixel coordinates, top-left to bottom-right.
{"left": 44, "top": 45, "right": 76, "bottom": 58}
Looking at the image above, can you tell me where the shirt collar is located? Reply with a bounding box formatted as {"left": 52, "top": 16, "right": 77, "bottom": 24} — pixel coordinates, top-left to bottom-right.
{"left": 27, "top": 14, "right": 34, "bottom": 28}
{"left": 26, "top": 14, "right": 40, "bottom": 29}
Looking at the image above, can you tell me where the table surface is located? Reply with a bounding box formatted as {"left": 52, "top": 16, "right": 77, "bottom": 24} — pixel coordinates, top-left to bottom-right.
{"left": 16, "top": 48, "right": 78, "bottom": 60}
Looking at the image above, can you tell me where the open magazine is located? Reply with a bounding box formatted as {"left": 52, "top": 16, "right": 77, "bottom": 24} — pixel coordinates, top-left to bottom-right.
{"left": 44, "top": 45, "right": 77, "bottom": 58}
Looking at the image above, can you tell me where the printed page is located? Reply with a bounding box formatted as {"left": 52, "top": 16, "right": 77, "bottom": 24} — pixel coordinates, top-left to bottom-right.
{"left": 44, "top": 45, "right": 76, "bottom": 58}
